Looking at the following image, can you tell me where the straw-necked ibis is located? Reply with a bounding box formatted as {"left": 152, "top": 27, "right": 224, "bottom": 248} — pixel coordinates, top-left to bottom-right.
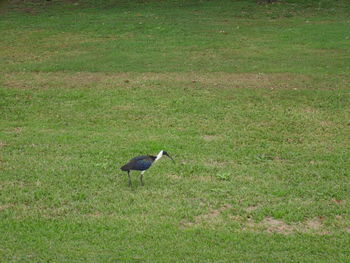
{"left": 121, "top": 150, "right": 174, "bottom": 186}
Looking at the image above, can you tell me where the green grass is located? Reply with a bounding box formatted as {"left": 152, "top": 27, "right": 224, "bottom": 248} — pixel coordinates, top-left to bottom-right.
{"left": 1, "top": 0, "right": 350, "bottom": 262}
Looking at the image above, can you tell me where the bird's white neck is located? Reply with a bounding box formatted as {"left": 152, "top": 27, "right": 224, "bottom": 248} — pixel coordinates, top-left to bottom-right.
{"left": 154, "top": 150, "right": 163, "bottom": 163}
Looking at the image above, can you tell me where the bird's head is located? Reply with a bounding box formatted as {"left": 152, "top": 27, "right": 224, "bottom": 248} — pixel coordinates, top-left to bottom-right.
{"left": 162, "top": 151, "right": 175, "bottom": 163}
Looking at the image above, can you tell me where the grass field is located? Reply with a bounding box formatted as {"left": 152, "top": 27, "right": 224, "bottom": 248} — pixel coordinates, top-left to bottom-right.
{"left": 1, "top": 0, "right": 350, "bottom": 262}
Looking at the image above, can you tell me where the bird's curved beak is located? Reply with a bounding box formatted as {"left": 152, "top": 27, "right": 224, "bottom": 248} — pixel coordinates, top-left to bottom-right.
{"left": 166, "top": 153, "right": 175, "bottom": 163}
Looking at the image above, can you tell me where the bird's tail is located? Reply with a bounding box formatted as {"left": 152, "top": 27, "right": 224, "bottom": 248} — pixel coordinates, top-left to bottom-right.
{"left": 120, "top": 164, "right": 129, "bottom": 171}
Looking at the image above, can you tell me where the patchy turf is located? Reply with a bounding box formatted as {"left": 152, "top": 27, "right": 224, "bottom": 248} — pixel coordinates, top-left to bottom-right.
{"left": 1, "top": 0, "right": 350, "bottom": 262}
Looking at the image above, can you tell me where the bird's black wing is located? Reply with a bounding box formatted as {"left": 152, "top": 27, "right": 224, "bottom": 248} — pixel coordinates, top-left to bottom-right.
{"left": 131, "top": 155, "right": 150, "bottom": 162}
{"left": 121, "top": 155, "right": 155, "bottom": 171}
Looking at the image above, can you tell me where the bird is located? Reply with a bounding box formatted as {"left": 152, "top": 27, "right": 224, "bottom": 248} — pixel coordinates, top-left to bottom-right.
{"left": 120, "top": 150, "right": 175, "bottom": 186}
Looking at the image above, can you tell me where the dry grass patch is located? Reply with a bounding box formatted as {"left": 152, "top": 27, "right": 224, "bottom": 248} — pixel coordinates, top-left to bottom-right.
{"left": 305, "top": 217, "right": 323, "bottom": 231}
{"left": 320, "top": 120, "right": 334, "bottom": 127}
{"left": 2, "top": 72, "right": 336, "bottom": 90}
{"left": 194, "top": 175, "right": 214, "bottom": 182}
{"left": 180, "top": 204, "right": 232, "bottom": 228}
{"left": 43, "top": 33, "right": 114, "bottom": 48}
{"left": 332, "top": 199, "right": 345, "bottom": 205}
{"left": 2, "top": 48, "right": 53, "bottom": 65}
{"left": 2, "top": 72, "right": 108, "bottom": 89}
{"left": 242, "top": 217, "right": 294, "bottom": 235}
{"left": 2, "top": 127, "right": 23, "bottom": 134}
{"left": 166, "top": 173, "right": 182, "bottom": 180}
{"left": 0, "top": 204, "right": 14, "bottom": 211}
{"left": 202, "top": 135, "right": 220, "bottom": 142}
{"left": 263, "top": 217, "right": 294, "bottom": 234}
{"left": 244, "top": 206, "right": 259, "bottom": 212}
{"left": 85, "top": 212, "right": 103, "bottom": 218}
{"left": 204, "top": 160, "right": 229, "bottom": 168}
{"left": 187, "top": 72, "right": 312, "bottom": 89}
{"left": 241, "top": 216, "right": 344, "bottom": 235}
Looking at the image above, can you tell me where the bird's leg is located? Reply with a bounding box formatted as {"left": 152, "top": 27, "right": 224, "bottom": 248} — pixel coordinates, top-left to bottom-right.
{"left": 140, "top": 171, "right": 145, "bottom": 186}
{"left": 128, "top": 171, "right": 132, "bottom": 186}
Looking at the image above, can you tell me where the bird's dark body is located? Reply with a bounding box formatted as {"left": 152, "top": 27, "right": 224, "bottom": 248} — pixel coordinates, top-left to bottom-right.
{"left": 121, "top": 155, "right": 156, "bottom": 172}
{"left": 120, "top": 151, "right": 174, "bottom": 186}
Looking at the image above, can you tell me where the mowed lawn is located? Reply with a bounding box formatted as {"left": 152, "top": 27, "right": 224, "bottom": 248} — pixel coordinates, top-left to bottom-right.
{"left": 0, "top": 0, "right": 350, "bottom": 262}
